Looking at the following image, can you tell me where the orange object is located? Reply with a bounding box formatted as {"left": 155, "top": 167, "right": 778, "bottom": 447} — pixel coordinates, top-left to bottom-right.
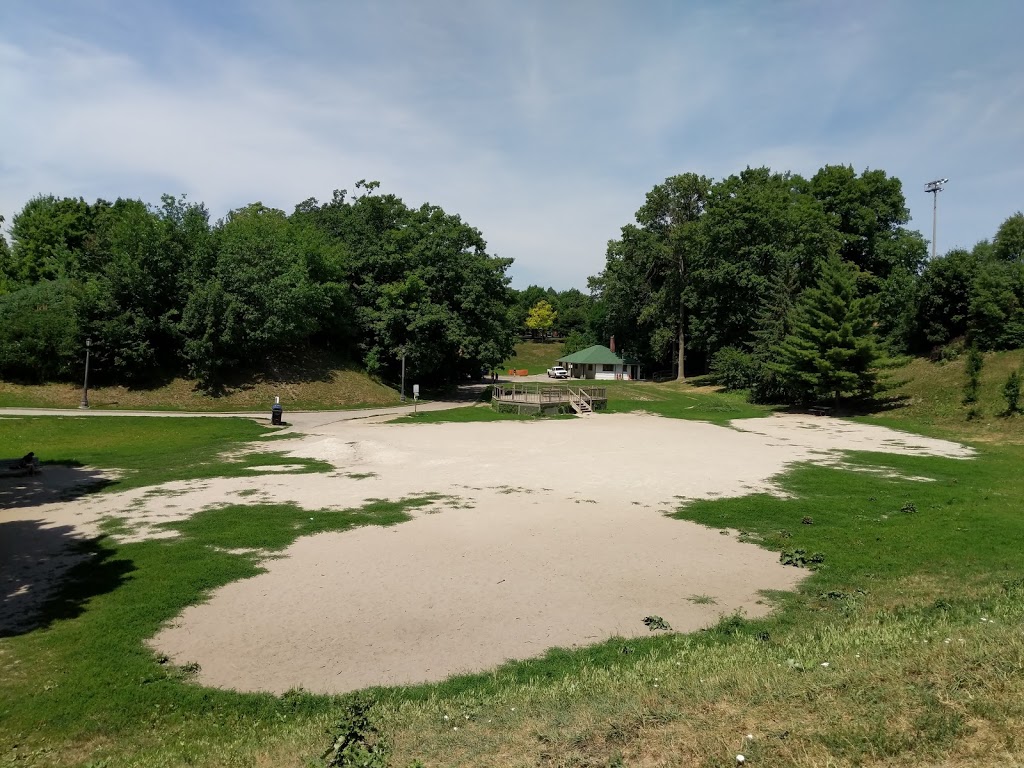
{"left": 517, "top": 369, "right": 528, "bottom": 377}
{"left": 508, "top": 369, "right": 516, "bottom": 376}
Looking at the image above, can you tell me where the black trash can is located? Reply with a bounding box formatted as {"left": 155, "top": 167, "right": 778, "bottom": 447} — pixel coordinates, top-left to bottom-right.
{"left": 271, "top": 403, "right": 283, "bottom": 425}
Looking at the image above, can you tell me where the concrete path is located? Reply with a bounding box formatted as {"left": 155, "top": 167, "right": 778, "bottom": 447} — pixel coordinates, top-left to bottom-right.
{"left": 0, "top": 401, "right": 466, "bottom": 429}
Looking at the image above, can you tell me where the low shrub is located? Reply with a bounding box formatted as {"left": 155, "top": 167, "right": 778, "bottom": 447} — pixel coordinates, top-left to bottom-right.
{"left": 710, "top": 346, "right": 758, "bottom": 391}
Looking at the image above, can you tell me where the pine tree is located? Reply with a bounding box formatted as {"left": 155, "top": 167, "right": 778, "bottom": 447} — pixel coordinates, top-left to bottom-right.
{"left": 1003, "top": 368, "right": 1021, "bottom": 414}
{"left": 962, "top": 346, "right": 984, "bottom": 405}
{"left": 771, "top": 255, "right": 879, "bottom": 407}
{"left": 748, "top": 255, "right": 800, "bottom": 402}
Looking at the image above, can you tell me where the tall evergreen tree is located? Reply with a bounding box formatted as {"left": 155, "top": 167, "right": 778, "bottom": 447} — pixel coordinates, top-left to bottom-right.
{"left": 772, "top": 255, "right": 879, "bottom": 407}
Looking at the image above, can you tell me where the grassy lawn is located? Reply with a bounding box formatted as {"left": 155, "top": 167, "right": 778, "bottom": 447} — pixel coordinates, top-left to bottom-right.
{"left": 391, "top": 403, "right": 538, "bottom": 423}
{"left": 602, "top": 380, "right": 774, "bottom": 425}
{"left": 0, "top": 416, "right": 330, "bottom": 493}
{"left": 499, "top": 340, "right": 565, "bottom": 375}
{"left": 393, "top": 381, "right": 772, "bottom": 426}
{"left": 1, "top": 360, "right": 1023, "bottom": 766}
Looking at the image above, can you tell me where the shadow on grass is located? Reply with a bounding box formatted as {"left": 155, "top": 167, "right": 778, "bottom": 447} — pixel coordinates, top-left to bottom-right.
{"left": 773, "top": 392, "right": 914, "bottom": 419}
{"left": 0, "top": 524, "right": 133, "bottom": 638}
{"left": 192, "top": 348, "right": 357, "bottom": 396}
{"left": 0, "top": 461, "right": 115, "bottom": 510}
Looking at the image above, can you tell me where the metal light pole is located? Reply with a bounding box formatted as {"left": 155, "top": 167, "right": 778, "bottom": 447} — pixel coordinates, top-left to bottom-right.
{"left": 400, "top": 349, "right": 406, "bottom": 403}
{"left": 80, "top": 337, "right": 92, "bottom": 409}
{"left": 925, "top": 178, "right": 948, "bottom": 260}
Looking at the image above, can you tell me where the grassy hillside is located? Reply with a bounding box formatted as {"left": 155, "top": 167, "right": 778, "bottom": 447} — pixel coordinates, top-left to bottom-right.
{"left": 868, "top": 349, "right": 1024, "bottom": 442}
{"left": 499, "top": 340, "right": 565, "bottom": 375}
{"left": 0, "top": 363, "right": 401, "bottom": 412}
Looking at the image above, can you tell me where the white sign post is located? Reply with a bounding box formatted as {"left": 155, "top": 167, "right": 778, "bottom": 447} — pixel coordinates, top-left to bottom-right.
{"left": 413, "top": 384, "right": 419, "bottom": 414}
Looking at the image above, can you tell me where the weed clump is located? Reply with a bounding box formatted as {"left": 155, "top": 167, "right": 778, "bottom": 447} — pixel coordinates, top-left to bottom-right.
{"left": 643, "top": 615, "right": 672, "bottom": 631}
{"left": 323, "top": 693, "right": 389, "bottom": 768}
{"left": 780, "top": 549, "right": 825, "bottom": 569}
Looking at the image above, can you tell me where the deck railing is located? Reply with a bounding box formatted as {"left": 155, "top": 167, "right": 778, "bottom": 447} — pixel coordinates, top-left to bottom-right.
{"left": 492, "top": 383, "right": 607, "bottom": 405}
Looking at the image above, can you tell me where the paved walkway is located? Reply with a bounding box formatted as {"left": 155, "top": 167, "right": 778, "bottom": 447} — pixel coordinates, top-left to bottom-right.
{"left": 0, "top": 401, "right": 466, "bottom": 429}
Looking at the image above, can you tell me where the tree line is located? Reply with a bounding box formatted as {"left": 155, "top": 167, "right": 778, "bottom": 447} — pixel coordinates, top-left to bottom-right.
{"left": 3, "top": 165, "right": 1021, "bottom": 404}
{"left": 0, "top": 183, "right": 516, "bottom": 388}
{"left": 581, "top": 165, "right": 1024, "bottom": 403}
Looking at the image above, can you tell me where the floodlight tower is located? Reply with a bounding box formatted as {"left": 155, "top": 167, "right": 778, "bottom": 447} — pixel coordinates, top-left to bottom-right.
{"left": 925, "top": 178, "right": 948, "bottom": 260}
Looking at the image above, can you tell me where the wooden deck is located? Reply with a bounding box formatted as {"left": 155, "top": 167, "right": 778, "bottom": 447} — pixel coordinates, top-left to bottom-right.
{"left": 491, "top": 383, "right": 607, "bottom": 416}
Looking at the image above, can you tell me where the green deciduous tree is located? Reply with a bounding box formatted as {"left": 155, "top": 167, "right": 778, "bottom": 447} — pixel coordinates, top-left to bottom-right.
{"left": 809, "top": 165, "right": 924, "bottom": 280}
{"left": 693, "top": 168, "right": 839, "bottom": 363}
{"left": 525, "top": 299, "right": 557, "bottom": 334}
{"left": 968, "top": 259, "right": 1024, "bottom": 350}
{"left": 913, "top": 248, "right": 980, "bottom": 351}
{"left": 0, "top": 279, "right": 83, "bottom": 382}
{"left": 4, "top": 196, "right": 94, "bottom": 287}
{"left": 772, "top": 255, "right": 880, "bottom": 407}
{"left": 297, "top": 188, "right": 516, "bottom": 383}
{"left": 551, "top": 288, "right": 593, "bottom": 336}
{"left": 180, "top": 203, "right": 328, "bottom": 387}
{"left": 993, "top": 212, "right": 1024, "bottom": 263}
{"left": 635, "top": 173, "right": 711, "bottom": 379}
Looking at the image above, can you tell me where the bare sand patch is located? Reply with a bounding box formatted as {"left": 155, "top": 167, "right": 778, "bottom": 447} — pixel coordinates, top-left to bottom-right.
{"left": 148, "top": 414, "right": 967, "bottom": 694}
{"left": 1, "top": 412, "right": 971, "bottom": 692}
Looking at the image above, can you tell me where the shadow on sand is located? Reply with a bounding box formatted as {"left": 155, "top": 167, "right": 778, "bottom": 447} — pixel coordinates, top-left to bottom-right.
{"left": 1, "top": 463, "right": 131, "bottom": 637}
{"left": 0, "top": 462, "right": 115, "bottom": 510}
{"left": 0, "top": 520, "right": 133, "bottom": 638}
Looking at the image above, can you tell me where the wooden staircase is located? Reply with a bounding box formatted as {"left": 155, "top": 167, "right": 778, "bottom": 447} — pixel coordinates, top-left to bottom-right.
{"left": 569, "top": 388, "right": 593, "bottom": 416}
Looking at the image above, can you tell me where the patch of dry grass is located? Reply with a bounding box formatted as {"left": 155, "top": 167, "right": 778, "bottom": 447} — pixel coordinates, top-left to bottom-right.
{"left": 380, "top": 582, "right": 1024, "bottom": 767}
{"left": 0, "top": 368, "right": 399, "bottom": 411}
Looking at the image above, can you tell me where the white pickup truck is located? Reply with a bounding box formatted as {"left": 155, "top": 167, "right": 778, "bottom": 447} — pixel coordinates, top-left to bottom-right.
{"left": 547, "top": 366, "right": 569, "bottom": 379}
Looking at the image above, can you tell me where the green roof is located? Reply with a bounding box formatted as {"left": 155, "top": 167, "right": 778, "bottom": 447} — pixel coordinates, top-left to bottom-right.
{"left": 557, "top": 345, "right": 635, "bottom": 365}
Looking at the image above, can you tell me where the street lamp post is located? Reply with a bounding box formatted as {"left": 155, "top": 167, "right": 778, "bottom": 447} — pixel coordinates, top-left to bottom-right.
{"left": 400, "top": 348, "right": 406, "bottom": 403}
{"left": 80, "top": 337, "right": 92, "bottom": 409}
{"left": 925, "top": 178, "right": 949, "bottom": 260}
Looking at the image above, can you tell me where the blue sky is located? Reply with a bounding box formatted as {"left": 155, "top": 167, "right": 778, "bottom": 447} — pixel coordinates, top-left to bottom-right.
{"left": 2, "top": 1, "right": 1022, "bottom": 289}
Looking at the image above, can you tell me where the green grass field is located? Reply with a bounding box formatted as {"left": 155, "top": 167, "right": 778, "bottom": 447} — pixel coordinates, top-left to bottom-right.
{"left": 499, "top": 340, "right": 565, "bottom": 375}
{"left": 1, "top": 353, "right": 1023, "bottom": 766}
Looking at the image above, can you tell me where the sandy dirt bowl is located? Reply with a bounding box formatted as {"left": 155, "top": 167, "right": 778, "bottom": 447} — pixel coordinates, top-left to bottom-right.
{"left": 2, "top": 412, "right": 971, "bottom": 693}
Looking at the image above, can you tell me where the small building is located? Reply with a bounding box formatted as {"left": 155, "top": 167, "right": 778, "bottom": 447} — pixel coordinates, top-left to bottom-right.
{"left": 557, "top": 345, "right": 641, "bottom": 381}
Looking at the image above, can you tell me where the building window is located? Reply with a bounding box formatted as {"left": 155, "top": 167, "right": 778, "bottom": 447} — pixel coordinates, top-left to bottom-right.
{"left": 603, "top": 363, "right": 615, "bottom": 371}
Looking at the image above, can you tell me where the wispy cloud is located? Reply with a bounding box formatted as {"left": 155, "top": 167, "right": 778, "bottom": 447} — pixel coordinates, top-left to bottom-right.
{"left": 1, "top": 1, "right": 1022, "bottom": 287}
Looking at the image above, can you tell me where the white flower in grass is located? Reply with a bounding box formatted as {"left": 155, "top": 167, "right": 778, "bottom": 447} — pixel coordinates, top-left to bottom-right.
{"left": 442, "top": 715, "right": 448, "bottom": 721}
{"left": 820, "top": 662, "right": 830, "bottom": 667}
{"left": 746, "top": 733, "right": 754, "bottom": 740}
{"left": 736, "top": 755, "right": 746, "bottom": 764}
